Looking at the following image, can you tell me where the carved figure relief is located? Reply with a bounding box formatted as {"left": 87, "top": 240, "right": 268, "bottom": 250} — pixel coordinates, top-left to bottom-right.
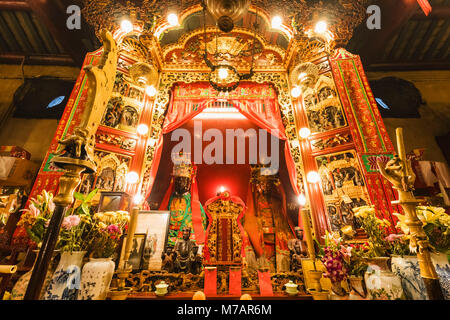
{"left": 302, "top": 72, "right": 347, "bottom": 133}
{"left": 315, "top": 150, "right": 369, "bottom": 232}
{"left": 79, "top": 150, "right": 130, "bottom": 194}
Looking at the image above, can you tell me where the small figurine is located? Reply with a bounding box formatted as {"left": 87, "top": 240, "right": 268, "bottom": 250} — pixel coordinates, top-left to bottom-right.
{"left": 288, "top": 227, "right": 308, "bottom": 272}
{"left": 161, "top": 247, "right": 176, "bottom": 273}
{"left": 189, "top": 245, "right": 203, "bottom": 275}
{"left": 173, "top": 227, "right": 195, "bottom": 273}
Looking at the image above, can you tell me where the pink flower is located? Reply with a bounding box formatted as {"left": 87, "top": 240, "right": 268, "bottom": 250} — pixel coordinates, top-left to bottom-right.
{"left": 385, "top": 233, "right": 404, "bottom": 242}
{"left": 48, "top": 199, "right": 55, "bottom": 213}
{"left": 107, "top": 224, "right": 120, "bottom": 234}
{"left": 61, "top": 215, "right": 80, "bottom": 230}
{"left": 68, "top": 215, "right": 80, "bottom": 227}
{"left": 28, "top": 203, "right": 40, "bottom": 218}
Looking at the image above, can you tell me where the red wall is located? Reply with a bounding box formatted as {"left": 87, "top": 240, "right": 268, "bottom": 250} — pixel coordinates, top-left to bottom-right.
{"left": 147, "top": 116, "right": 299, "bottom": 225}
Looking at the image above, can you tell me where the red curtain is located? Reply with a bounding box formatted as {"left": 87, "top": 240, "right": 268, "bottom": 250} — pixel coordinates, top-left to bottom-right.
{"left": 144, "top": 82, "right": 301, "bottom": 224}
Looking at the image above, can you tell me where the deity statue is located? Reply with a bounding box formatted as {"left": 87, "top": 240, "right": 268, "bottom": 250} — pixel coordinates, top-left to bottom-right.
{"left": 189, "top": 245, "right": 203, "bottom": 275}
{"left": 288, "top": 227, "right": 308, "bottom": 272}
{"left": 161, "top": 247, "right": 176, "bottom": 273}
{"left": 159, "top": 154, "right": 207, "bottom": 247}
{"left": 173, "top": 227, "right": 195, "bottom": 274}
{"left": 242, "top": 165, "right": 296, "bottom": 273}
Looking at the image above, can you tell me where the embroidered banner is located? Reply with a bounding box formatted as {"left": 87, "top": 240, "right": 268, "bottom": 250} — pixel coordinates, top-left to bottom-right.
{"left": 257, "top": 270, "right": 273, "bottom": 296}
{"left": 229, "top": 267, "right": 242, "bottom": 296}
{"left": 204, "top": 267, "right": 218, "bottom": 296}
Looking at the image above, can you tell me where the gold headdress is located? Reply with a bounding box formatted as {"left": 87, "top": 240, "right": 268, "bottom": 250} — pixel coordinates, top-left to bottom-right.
{"left": 172, "top": 152, "right": 193, "bottom": 178}
{"left": 250, "top": 164, "right": 279, "bottom": 183}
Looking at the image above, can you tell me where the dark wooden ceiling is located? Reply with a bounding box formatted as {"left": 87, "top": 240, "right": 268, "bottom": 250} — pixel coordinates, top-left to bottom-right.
{"left": 0, "top": 0, "right": 99, "bottom": 66}
{"left": 0, "top": 0, "right": 448, "bottom": 71}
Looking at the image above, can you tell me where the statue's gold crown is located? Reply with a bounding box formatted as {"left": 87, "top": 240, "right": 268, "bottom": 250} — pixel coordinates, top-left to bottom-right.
{"left": 250, "top": 164, "right": 279, "bottom": 182}
{"left": 172, "top": 153, "right": 193, "bottom": 178}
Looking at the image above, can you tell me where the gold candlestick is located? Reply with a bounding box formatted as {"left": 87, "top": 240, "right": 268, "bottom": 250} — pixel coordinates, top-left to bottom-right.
{"left": 301, "top": 207, "right": 316, "bottom": 260}
{"left": 378, "top": 127, "right": 444, "bottom": 300}
{"left": 120, "top": 205, "right": 139, "bottom": 270}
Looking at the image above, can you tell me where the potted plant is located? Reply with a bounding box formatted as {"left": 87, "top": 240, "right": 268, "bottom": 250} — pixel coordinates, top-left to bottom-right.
{"left": 353, "top": 205, "right": 405, "bottom": 300}
{"left": 79, "top": 209, "right": 129, "bottom": 300}
{"left": 315, "top": 231, "right": 349, "bottom": 299}
{"left": 393, "top": 206, "right": 450, "bottom": 299}
{"left": 43, "top": 189, "right": 97, "bottom": 300}
{"left": 344, "top": 242, "right": 369, "bottom": 299}
{"left": 10, "top": 190, "right": 56, "bottom": 300}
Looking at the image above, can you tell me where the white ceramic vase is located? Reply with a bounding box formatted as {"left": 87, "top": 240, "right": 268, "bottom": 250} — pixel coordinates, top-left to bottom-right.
{"left": 431, "top": 252, "right": 450, "bottom": 300}
{"left": 10, "top": 250, "right": 55, "bottom": 300}
{"left": 364, "top": 257, "right": 405, "bottom": 300}
{"left": 391, "top": 255, "right": 428, "bottom": 300}
{"left": 79, "top": 257, "right": 115, "bottom": 300}
{"left": 44, "top": 251, "right": 86, "bottom": 300}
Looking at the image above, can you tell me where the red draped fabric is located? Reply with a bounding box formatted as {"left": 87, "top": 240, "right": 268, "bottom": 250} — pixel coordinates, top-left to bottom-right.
{"left": 144, "top": 82, "right": 301, "bottom": 229}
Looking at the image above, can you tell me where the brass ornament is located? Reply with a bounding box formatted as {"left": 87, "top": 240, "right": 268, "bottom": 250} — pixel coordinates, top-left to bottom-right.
{"left": 205, "top": 0, "right": 250, "bottom": 22}
{"left": 129, "top": 62, "right": 159, "bottom": 87}
{"left": 289, "top": 62, "right": 319, "bottom": 88}
{"left": 378, "top": 128, "right": 444, "bottom": 299}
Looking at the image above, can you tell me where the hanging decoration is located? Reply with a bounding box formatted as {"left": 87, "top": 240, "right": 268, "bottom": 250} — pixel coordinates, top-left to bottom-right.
{"left": 201, "top": 0, "right": 256, "bottom": 92}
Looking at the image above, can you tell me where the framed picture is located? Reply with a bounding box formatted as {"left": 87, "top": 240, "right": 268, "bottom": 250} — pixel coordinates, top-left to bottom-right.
{"left": 120, "top": 233, "right": 146, "bottom": 271}
{"left": 136, "top": 210, "right": 170, "bottom": 271}
{"left": 98, "top": 191, "right": 131, "bottom": 212}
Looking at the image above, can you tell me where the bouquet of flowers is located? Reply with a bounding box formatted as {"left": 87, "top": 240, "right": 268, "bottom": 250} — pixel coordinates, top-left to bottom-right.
{"left": 85, "top": 210, "right": 130, "bottom": 258}
{"left": 17, "top": 190, "right": 55, "bottom": 246}
{"left": 316, "top": 231, "right": 349, "bottom": 284}
{"left": 353, "top": 206, "right": 392, "bottom": 257}
{"left": 345, "top": 243, "right": 370, "bottom": 277}
{"left": 394, "top": 206, "right": 449, "bottom": 253}
{"left": 56, "top": 189, "right": 97, "bottom": 253}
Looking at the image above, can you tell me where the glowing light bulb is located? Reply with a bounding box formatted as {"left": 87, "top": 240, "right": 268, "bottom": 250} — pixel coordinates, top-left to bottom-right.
{"left": 137, "top": 124, "right": 149, "bottom": 135}
{"left": 271, "top": 16, "right": 282, "bottom": 29}
{"left": 145, "top": 85, "right": 157, "bottom": 97}
{"left": 297, "top": 194, "right": 307, "bottom": 206}
{"left": 315, "top": 20, "right": 327, "bottom": 34}
{"left": 291, "top": 86, "right": 302, "bottom": 98}
{"left": 120, "top": 20, "right": 133, "bottom": 33}
{"left": 218, "top": 68, "right": 228, "bottom": 80}
{"left": 307, "top": 171, "right": 321, "bottom": 184}
{"left": 299, "top": 127, "right": 311, "bottom": 139}
{"left": 167, "top": 13, "right": 179, "bottom": 26}
{"left": 133, "top": 194, "right": 144, "bottom": 204}
{"left": 126, "top": 171, "right": 139, "bottom": 184}
{"left": 220, "top": 186, "right": 225, "bottom": 193}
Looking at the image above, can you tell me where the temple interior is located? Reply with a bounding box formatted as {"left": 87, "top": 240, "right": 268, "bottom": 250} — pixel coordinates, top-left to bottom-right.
{"left": 0, "top": 0, "right": 449, "bottom": 302}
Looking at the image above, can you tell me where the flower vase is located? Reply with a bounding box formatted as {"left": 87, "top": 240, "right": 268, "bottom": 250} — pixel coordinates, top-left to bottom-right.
{"left": 348, "top": 276, "right": 367, "bottom": 300}
{"left": 364, "top": 257, "right": 405, "bottom": 300}
{"left": 10, "top": 250, "right": 56, "bottom": 300}
{"left": 329, "top": 281, "right": 348, "bottom": 300}
{"left": 431, "top": 252, "right": 450, "bottom": 300}
{"left": 79, "top": 257, "right": 115, "bottom": 300}
{"left": 391, "top": 255, "right": 428, "bottom": 300}
{"left": 44, "top": 251, "right": 86, "bottom": 300}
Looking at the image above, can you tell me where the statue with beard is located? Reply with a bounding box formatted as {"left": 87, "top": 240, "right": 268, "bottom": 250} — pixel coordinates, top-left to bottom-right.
{"left": 243, "top": 165, "right": 296, "bottom": 274}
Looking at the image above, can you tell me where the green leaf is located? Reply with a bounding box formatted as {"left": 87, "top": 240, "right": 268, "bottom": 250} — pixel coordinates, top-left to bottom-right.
{"left": 73, "top": 192, "right": 85, "bottom": 201}
{"left": 85, "top": 188, "right": 98, "bottom": 203}
{"left": 81, "top": 203, "right": 89, "bottom": 215}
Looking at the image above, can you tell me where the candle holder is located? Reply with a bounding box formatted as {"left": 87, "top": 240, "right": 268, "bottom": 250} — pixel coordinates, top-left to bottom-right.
{"left": 107, "top": 265, "right": 132, "bottom": 300}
